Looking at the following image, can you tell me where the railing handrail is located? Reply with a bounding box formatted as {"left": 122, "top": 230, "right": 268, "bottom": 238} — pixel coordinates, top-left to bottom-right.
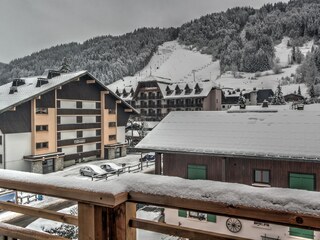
{"left": 0, "top": 170, "right": 320, "bottom": 239}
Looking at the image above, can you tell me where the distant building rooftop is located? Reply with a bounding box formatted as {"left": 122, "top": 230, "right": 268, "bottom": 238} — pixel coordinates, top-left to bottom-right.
{"left": 136, "top": 110, "right": 320, "bottom": 161}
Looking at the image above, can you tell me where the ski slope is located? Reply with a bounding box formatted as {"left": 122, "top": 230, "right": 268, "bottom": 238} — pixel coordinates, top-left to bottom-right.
{"left": 108, "top": 38, "right": 313, "bottom": 98}
{"left": 108, "top": 41, "right": 220, "bottom": 91}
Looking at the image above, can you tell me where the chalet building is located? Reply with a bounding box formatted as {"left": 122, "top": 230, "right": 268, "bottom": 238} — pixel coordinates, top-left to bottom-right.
{"left": 115, "top": 76, "right": 222, "bottom": 121}
{"left": 0, "top": 70, "right": 136, "bottom": 174}
{"left": 284, "top": 93, "right": 305, "bottom": 102}
{"left": 222, "top": 88, "right": 274, "bottom": 110}
{"left": 136, "top": 110, "right": 320, "bottom": 240}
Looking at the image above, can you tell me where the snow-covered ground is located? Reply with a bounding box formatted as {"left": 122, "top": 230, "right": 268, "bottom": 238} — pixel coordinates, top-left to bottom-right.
{"left": 49, "top": 153, "right": 144, "bottom": 179}
{"left": 27, "top": 205, "right": 178, "bottom": 240}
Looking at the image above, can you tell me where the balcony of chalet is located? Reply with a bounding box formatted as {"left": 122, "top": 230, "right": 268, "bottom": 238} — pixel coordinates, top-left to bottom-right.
{"left": 0, "top": 170, "right": 319, "bottom": 240}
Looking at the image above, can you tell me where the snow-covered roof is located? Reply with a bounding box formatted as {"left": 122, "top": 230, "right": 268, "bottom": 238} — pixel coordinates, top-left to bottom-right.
{"left": 0, "top": 70, "right": 137, "bottom": 114}
{"left": 161, "top": 81, "right": 217, "bottom": 100}
{"left": 136, "top": 111, "right": 320, "bottom": 161}
{"left": 227, "top": 105, "right": 278, "bottom": 113}
{"left": 0, "top": 71, "right": 86, "bottom": 113}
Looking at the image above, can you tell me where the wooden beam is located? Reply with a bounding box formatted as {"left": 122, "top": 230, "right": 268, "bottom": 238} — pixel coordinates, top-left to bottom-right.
{"left": 0, "top": 222, "right": 67, "bottom": 240}
{"left": 130, "top": 218, "right": 250, "bottom": 240}
{"left": 86, "top": 79, "right": 95, "bottom": 84}
{"left": 0, "top": 176, "right": 128, "bottom": 207}
{"left": 126, "top": 202, "right": 137, "bottom": 240}
{"left": 129, "top": 192, "right": 320, "bottom": 231}
{"left": 78, "top": 202, "right": 95, "bottom": 240}
{"left": 0, "top": 201, "right": 78, "bottom": 226}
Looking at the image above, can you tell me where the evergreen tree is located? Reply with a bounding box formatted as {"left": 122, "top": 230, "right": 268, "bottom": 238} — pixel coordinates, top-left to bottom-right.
{"left": 298, "top": 85, "right": 301, "bottom": 95}
{"left": 309, "top": 84, "right": 316, "bottom": 98}
{"left": 271, "top": 84, "right": 286, "bottom": 105}
{"left": 59, "top": 57, "right": 71, "bottom": 73}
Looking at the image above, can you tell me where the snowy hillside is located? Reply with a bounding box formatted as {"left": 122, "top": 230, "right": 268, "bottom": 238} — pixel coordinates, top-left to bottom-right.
{"left": 216, "top": 38, "right": 313, "bottom": 96}
{"left": 108, "top": 41, "right": 220, "bottom": 91}
{"left": 109, "top": 38, "right": 313, "bottom": 98}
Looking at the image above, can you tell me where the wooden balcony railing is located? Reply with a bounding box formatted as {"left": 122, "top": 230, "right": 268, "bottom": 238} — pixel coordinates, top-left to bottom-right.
{"left": 0, "top": 170, "right": 319, "bottom": 240}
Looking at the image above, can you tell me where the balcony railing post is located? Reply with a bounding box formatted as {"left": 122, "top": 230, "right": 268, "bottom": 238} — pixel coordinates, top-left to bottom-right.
{"left": 78, "top": 202, "right": 95, "bottom": 240}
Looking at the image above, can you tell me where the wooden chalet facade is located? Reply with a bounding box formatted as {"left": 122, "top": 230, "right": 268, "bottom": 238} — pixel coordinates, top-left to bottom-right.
{"left": 114, "top": 76, "right": 222, "bottom": 121}
{"left": 0, "top": 70, "right": 136, "bottom": 174}
{"left": 136, "top": 110, "right": 320, "bottom": 239}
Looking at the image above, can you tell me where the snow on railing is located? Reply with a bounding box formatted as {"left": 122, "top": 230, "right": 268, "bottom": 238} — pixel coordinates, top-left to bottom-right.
{"left": 0, "top": 170, "right": 319, "bottom": 240}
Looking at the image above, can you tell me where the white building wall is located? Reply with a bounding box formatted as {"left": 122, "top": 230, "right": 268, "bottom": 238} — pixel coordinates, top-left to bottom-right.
{"left": 165, "top": 208, "right": 320, "bottom": 240}
{"left": 117, "top": 127, "right": 126, "bottom": 144}
{"left": 82, "top": 101, "right": 96, "bottom": 109}
{"left": 60, "top": 100, "right": 76, "bottom": 109}
{"left": 82, "top": 116, "right": 97, "bottom": 123}
{"left": 5, "top": 132, "right": 31, "bottom": 172}
{"left": 83, "top": 130, "right": 97, "bottom": 138}
{"left": 61, "top": 146, "right": 77, "bottom": 155}
{"left": 60, "top": 116, "right": 77, "bottom": 124}
{"left": 83, "top": 143, "right": 97, "bottom": 152}
{"left": 60, "top": 131, "right": 77, "bottom": 140}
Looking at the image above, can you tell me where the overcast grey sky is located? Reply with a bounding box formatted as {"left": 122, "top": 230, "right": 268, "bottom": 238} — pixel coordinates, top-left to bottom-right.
{"left": 0, "top": 0, "right": 288, "bottom": 63}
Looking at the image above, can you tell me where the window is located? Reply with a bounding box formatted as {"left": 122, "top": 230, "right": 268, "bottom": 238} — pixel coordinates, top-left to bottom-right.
{"left": 57, "top": 148, "right": 62, "bottom": 152}
{"left": 289, "top": 173, "right": 315, "bottom": 239}
{"left": 108, "top": 109, "right": 116, "bottom": 114}
{"left": 96, "top": 116, "right": 101, "bottom": 123}
{"left": 0, "top": 154, "right": 2, "bottom": 164}
{"left": 77, "top": 131, "right": 83, "bottom": 138}
{"left": 36, "top": 107, "right": 48, "bottom": 114}
{"left": 76, "top": 101, "right": 82, "bottom": 109}
{"left": 57, "top": 132, "right": 61, "bottom": 141}
{"left": 57, "top": 100, "right": 61, "bottom": 109}
{"left": 179, "top": 165, "right": 215, "bottom": 222}
{"left": 96, "top": 143, "right": 101, "bottom": 150}
{"left": 96, "top": 130, "right": 101, "bottom": 136}
{"left": 77, "top": 145, "right": 83, "bottom": 153}
{"left": 254, "top": 170, "right": 270, "bottom": 184}
{"left": 109, "top": 122, "right": 116, "bottom": 128}
{"left": 109, "top": 135, "right": 116, "bottom": 141}
{"left": 36, "top": 142, "right": 48, "bottom": 149}
{"left": 188, "top": 165, "right": 207, "bottom": 180}
{"left": 57, "top": 116, "right": 61, "bottom": 124}
{"left": 96, "top": 102, "right": 101, "bottom": 109}
{"left": 76, "top": 116, "right": 83, "bottom": 123}
{"left": 36, "top": 125, "right": 48, "bottom": 131}
{"left": 0, "top": 136, "right": 2, "bottom": 145}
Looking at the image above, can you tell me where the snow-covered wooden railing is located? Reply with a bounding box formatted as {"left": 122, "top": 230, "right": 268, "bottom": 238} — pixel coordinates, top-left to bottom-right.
{"left": 0, "top": 170, "right": 319, "bottom": 240}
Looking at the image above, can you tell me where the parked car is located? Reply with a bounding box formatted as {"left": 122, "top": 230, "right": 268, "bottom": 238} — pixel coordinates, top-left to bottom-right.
{"left": 140, "top": 152, "right": 155, "bottom": 161}
{"left": 79, "top": 165, "right": 107, "bottom": 177}
{"left": 100, "top": 163, "right": 124, "bottom": 173}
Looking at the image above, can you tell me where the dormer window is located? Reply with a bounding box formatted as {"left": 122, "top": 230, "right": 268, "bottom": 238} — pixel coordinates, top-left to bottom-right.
{"left": 9, "top": 86, "right": 18, "bottom": 94}
{"left": 185, "top": 84, "right": 192, "bottom": 94}
{"left": 195, "top": 83, "right": 203, "bottom": 94}
{"left": 166, "top": 86, "right": 172, "bottom": 95}
{"left": 175, "top": 85, "right": 182, "bottom": 95}
{"left": 36, "top": 78, "right": 49, "bottom": 87}
{"left": 12, "top": 78, "right": 25, "bottom": 87}
{"left": 115, "top": 89, "right": 121, "bottom": 96}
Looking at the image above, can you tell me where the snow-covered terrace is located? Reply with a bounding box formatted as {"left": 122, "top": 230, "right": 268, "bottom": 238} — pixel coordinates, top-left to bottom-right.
{"left": 0, "top": 170, "right": 319, "bottom": 239}
{"left": 136, "top": 111, "right": 320, "bottom": 161}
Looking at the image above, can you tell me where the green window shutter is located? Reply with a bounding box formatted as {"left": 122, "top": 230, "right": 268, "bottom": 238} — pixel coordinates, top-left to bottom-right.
{"left": 289, "top": 227, "right": 314, "bottom": 239}
{"left": 207, "top": 214, "right": 216, "bottom": 223}
{"left": 289, "top": 173, "right": 315, "bottom": 239}
{"left": 289, "top": 173, "right": 315, "bottom": 191}
{"left": 188, "top": 165, "right": 207, "bottom": 180}
{"left": 178, "top": 209, "right": 187, "bottom": 218}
